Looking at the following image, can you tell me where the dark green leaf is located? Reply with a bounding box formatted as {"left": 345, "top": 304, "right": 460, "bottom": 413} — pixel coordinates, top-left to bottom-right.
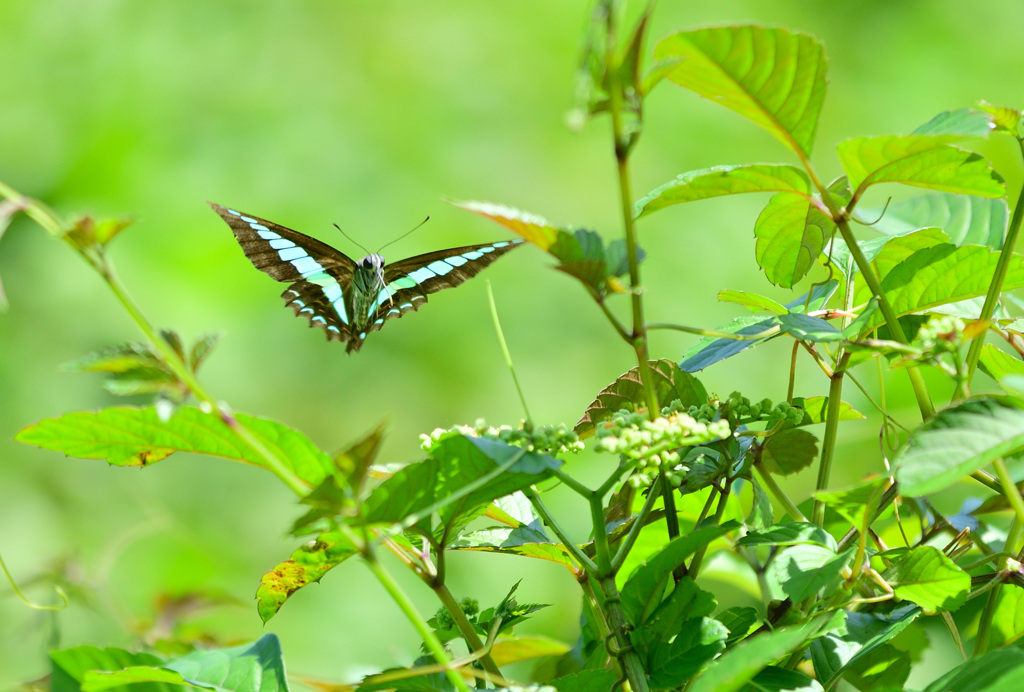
{"left": 761, "top": 428, "right": 818, "bottom": 475}
{"left": 738, "top": 522, "right": 836, "bottom": 550}
{"left": 654, "top": 27, "right": 827, "bottom": 156}
{"left": 548, "top": 669, "right": 620, "bottom": 692}
{"left": 679, "top": 316, "right": 778, "bottom": 373}
{"left": 810, "top": 606, "right": 920, "bottom": 689}
{"left": 895, "top": 396, "right": 1024, "bottom": 496}
{"left": 717, "top": 606, "right": 759, "bottom": 647}
{"left": 922, "top": 645, "right": 1024, "bottom": 692}
{"left": 646, "top": 617, "right": 728, "bottom": 689}
{"left": 776, "top": 313, "right": 842, "bottom": 342}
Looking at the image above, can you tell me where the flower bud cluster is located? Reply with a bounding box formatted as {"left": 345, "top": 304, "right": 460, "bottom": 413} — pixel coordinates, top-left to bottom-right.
{"left": 594, "top": 404, "right": 731, "bottom": 488}
{"left": 420, "top": 419, "right": 584, "bottom": 456}
{"left": 916, "top": 315, "right": 965, "bottom": 353}
{"left": 686, "top": 392, "right": 803, "bottom": 428}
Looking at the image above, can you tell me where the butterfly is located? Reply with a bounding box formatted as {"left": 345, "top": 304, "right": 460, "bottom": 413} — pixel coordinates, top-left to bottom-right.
{"left": 210, "top": 203, "right": 523, "bottom": 353}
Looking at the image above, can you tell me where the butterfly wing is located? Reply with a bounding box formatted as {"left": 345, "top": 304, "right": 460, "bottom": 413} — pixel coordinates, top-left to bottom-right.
{"left": 361, "top": 239, "right": 526, "bottom": 331}
{"left": 209, "top": 203, "right": 361, "bottom": 346}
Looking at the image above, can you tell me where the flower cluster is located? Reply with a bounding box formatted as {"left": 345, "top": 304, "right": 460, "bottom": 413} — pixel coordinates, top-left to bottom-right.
{"left": 420, "top": 419, "right": 584, "bottom": 456}
{"left": 594, "top": 403, "right": 731, "bottom": 487}
{"left": 916, "top": 315, "right": 966, "bottom": 354}
{"left": 686, "top": 392, "right": 803, "bottom": 428}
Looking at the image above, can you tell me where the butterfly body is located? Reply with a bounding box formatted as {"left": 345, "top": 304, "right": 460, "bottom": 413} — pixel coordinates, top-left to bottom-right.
{"left": 210, "top": 203, "right": 522, "bottom": 353}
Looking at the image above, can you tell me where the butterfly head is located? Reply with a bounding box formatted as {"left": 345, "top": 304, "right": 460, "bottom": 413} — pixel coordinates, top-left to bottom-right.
{"left": 353, "top": 253, "right": 387, "bottom": 295}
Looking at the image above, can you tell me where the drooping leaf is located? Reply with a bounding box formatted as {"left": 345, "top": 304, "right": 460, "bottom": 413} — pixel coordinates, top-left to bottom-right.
{"left": 912, "top": 108, "right": 995, "bottom": 137}
{"left": 16, "top": 406, "right": 334, "bottom": 485}
{"left": 754, "top": 191, "right": 833, "bottom": 288}
{"left": 864, "top": 193, "right": 1007, "bottom": 249}
{"left": 761, "top": 428, "right": 818, "bottom": 475}
{"left": 776, "top": 313, "right": 843, "bottom": 342}
{"left": 256, "top": 530, "right": 358, "bottom": 623}
{"left": 654, "top": 26, "right": 827, "bottom": 156}
{"left": 449, "top": 198, "right": 559, "bottom": 249}
{"left": 679, "top": 316, "right": 778, "bottom": 372}
{"left": 878, "top": 545, "right": 970, "bottom": 612}
{"left": 575, "top": 359, "right": 708, "bottom": 437}
{"left": 895, "top": 396, "right": 1024, "bottom": 496}
{"left": 82, "top": 634, "right": 287, "bottom": 692}
{"left": 489, "top": 636, "right": 571, "bottom": 668}
{"left": 448, "top": 525, "right": 578, "bottom": 573}
{"left": 633, "top": 164, "right": 810, "bottom": 219}
{"left": 836, "top": 135, "right": 1005, "bottom": 197}
{"left": 978, "top": 100, "right": 1021, "bottom": 135}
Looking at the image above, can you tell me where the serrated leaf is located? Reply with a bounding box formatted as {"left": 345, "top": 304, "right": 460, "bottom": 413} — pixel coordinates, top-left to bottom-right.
{"left": 738, "top": 521, "right": 836, "bottom": 550}
{"left": 690, "top": 613, "right": 841, "bottom": 692}
{"left": 765, "top": 545, "right": 853, "bottom": 601}
{"left": 256, "top": 530, "right": 357, "bottom": 622}
{"left": 448, "top": 198, "right": 558, "bottom": 249}
{"left": 761, "top": 428, "right": 818, "bottom": 475}
{"left": 717, "top": 290, "right": 789, "bottom": 314}
{"left": 83, "top": 634, "right": 287, "bottom": 692}
{"left": 912, "top": 108, "right": 995, "bottom": 137}
{"left": 810, "top": 606, "right": 921, "bottom": 689}
{"left": 755, "top": 192, "right": 833, "bottom": 288}
{"left": 978, "top": 101, "right": 1021, "bottom": 135}
{"left": 865, "top": 193, "right": 1007, "bottom": 249}
{"left": 922, "top": 647, "right": 1024, "bottom": 692}
{"left": 837, "top": 136, "right": 1005, "bottom": 197}
{"left": 361, "top": 436, "right": 561, "bottom": 527}
{"left": 448, "top": 526, "right": 578, "bottom": 572}
{"left": 895, "top": 396, "right": 1024, "bottom": 496}
{"left": 16, "top": 406, "right": 334, "bottom": 484}
{"left": 880, "top": 545, "right": 970, "bottom": 612}
{"left": 718, "top": 606, "right": 759, "bottom": 647}
{"left": 654, "top": 27, "right": 827, "bottom": 156}
{"left": 857, "top": 244, "right": 1024, "bottom": 334}
{"left": 633, "top": 164, "right": 810, "bottom": 219}
{"left": 575, "top": 359, "right": 708, "bottom": 437}
{"left": 646, "top": 617, "right": 728, "bottom": 689}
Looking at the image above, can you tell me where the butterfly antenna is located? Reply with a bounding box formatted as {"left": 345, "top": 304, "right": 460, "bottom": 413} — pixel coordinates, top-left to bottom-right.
{"left": 332, "top": 223, "right": 372, "bottom": 256}
{"left": 377, "top": 216, "right": 430, "bottom": 254}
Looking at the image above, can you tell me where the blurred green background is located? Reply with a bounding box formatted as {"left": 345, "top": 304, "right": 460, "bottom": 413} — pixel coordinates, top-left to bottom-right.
{"left": 2, "top": 0, "right": 1022, "bottom": 685}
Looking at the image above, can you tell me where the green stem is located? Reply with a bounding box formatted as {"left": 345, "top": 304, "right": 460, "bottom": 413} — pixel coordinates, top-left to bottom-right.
{"left": 688, "top": 479, "right": 731, "bottom": 576}
{"left": 965, "top": 137, "right": 1024, "bottom": 384}
{"left": 812, "top": 352, "right": 850, "bottom": 526}
{"left": 433, "top": 582, "right": 504, "bottom": 682}
{"left": 523, "top": 487, "right": 598, "bottom": 573}
{"left": 486, "top": 281, "right": 532, "bottom": 426}
{"left": 994, "top": 458, "right": 1024, "bottom": 533}
{"left": 753, "top": 462, "right": 806, "bottom": 522}
{"left": 610, "top": 476, "right": 664, "bottom": 572}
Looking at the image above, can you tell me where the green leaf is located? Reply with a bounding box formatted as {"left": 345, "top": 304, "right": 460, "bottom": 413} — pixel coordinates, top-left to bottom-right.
{"left": 765, "top": 545, "right": 853, "bottom": 601}
{"left": 633, "top": 164, "right": 810, "bottom": 219}
{"left": 979, "top": 344, "right": 1024, "bottom": 382}
{"left": 814, "top": 476, "right": 888, "bottom": 531}
{"left": 922, "top": 647, "right": 1024, "bottom": 692}
{"left": 449, "top": 198, "right": 559, "bottom": 249}
{"left": 83, "top": 635, "right": 287, "bottom": 692}
{"left": 761, "top": 428, "right": 818, "bottom": 475}
{"left": 864, "top": 193, "right": 1007, "bottom": 249}
{"left": 718, "top": 606, "right": 760, "bottom": 647}
{"left": 548, "top": 669, "right": 620, "bottom": 692}
{"left": 256, "top": 530, "right": 358, "bottom": 623}
{"left": 680, "top": 316, "right": 777, "bottom": 373}
{"left": 621, "top": 523, "right": 736, "bottom": 626}
{"left": 836, "top": 135, "right": 1005, "bottom": 197}
{"left": 810, "top": 606, "right": 921, "bottom": 689}
{"left": 717, "top": 290, "right": 788, "bottom": 314}
{"left": 776, "top": 313, "right": 842, "bottom": 342}
{"left": 879, "top": 545, "right": 970, "bottom": 612}
{"left": 745, "top": 666, "right": 819, "bottom": 692}
{"left": 549, "top": 227, "right": 643, "bottom": 298}
{"left": 449, "top": 525, "right": 577, "bottom": 572}
{"left": 654, "top": 27, "right": 827, "bottom": 156}
{"left": 912, "top": 108, "right": 995, "bottom": 137}
{"left": 361, "top": 435, "right": 561, "bottom": 526}
{"left": 792, "top": 396, "right": 864, "bottom": 425}
{"left": 857, "top": 244, "right": 1024, "bottom": 334}
{"left": 847, "top": 228, "right": 951, "bottom": 307}
{"left": 754, "top": 192, "right": 833, "bottom": 288}
{"left": 978, "top": 100, "right": 1021, "bottom": 135}
{"left": 575, "top": 359, "right": 708, "bottom": 437}
{"left": 646, "top": 617, "right": 728, "bottom": 689}
{"left": 895, "top": 396, "right": 1024, "bottom": 496}
{"left": 690, "top": 613, "right": 841, "bottom": 692}
{"left": 738, "top": 521, "right": 837, "bottom": 550}
{"left": 987, "top": 585, "right": 1024, "bottom": 648}
{"left": 51, "top": 646, "right": 165, "bottom": 691}
{"left": 15, "top": 406, "right": 334, "bottom": 484}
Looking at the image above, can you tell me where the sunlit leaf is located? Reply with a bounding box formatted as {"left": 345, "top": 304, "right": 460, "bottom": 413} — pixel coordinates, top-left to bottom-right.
{"left": 836, "top": 136, "right": 1005, "bottom": 197}
{"left": 489, "top": 636, "right": 571, "bottom": 668}
{"left": 987, "top": 586, "right": 1024, "bottom": 648}
{"left": 256, "top": 530, "right": 358, "bottom": 622}
{"left": 717, "top": 290, "right": 788, "bottom": 314}
{"left": 754, "top": 192, "right": 832, "bottom": 287}
{"left": 979, "top": 345, "right": 1024, "bottom": 383}
{"left": 792, "top": 396, "right": 864, "bottom": 425}
{"left": 654, "top": 26, "right": 827, "bottom": 156}
{"left": 738, "top": 522, "right": 837, "bottom": 550}
{"left": 814, "top": 476, "right": 888, "bottom": 530}
{"left": 810, "top": 606, "right": 921, "bottom": 690}
{"left": 895, "top": 396, "right": 1024, "bottom": 496}
{"left": 766, "top": 545, "right": 853, "bottom": 601}
{"left": 645, "top": 617, "right": 728, "bottom": 689}
{"left": 978, "top": 100, "right": 1021, "bottom": 135}
{"left": 879, "top": 545, "right": 970, "bottom": 612}
{"left": 633, "top": 164, "right": 810, "bottom": 219}
{"left": 16, "top": 406, "right": 333, "bottom": 484}
{"left": 448, "top": 198, "right": 559, "bottom": 249}
{"left": 51, "top": 646, "right": 164, "bottom": 690}
{"left": 575, "top": 359, "right": 708, "bottom": 437}
{"left": 922, "top": 647, "right": 1024, "bottom": 692}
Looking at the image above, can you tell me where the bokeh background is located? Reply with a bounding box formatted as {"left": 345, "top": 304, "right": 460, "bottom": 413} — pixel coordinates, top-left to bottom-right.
{"left": 2, "top": 0, "right": 1022, "bottom": 686}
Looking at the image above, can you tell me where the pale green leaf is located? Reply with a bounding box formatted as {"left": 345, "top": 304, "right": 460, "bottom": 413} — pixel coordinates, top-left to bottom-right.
{"left": 765, "top": 545, "right": 853, "bottom": 601}
{"left": 895, "top": 396, "right": 1024, "bottom": 496}
{"left": 978, "top": 100, "right": 1021, "bottom": 135}
{"left": 755, "top": 192, "right": 833, "bottom": 288}
{"left": 865, "top": 193, "right": 1007, "bottom": 249}
{"left": 738, "top": 521, "right": 837, "bottom": 550}
{"left": 654, "top": 26, "right": 827, "bottom": 156}
{"left": 718, "top": 290, "right": 789, "bottom": 314}
{"left": 881, "top": 546, "right": 970, "bottom": 612}
{"left": 979, "top": 345, "right": 1024, "bottom": 383}
{"left": 634, "top": 164, "right": 809, "bottom": 218}
{"left": 912, "top": 108, "right": 995, "bottom": 137}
